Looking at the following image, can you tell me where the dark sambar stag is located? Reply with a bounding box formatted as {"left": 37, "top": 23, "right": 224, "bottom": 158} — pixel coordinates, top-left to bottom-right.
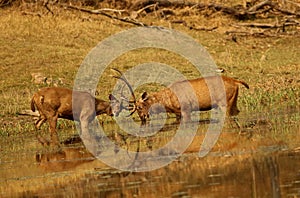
{"left": 31, "top": 87, "right": 121, "bottom": 145}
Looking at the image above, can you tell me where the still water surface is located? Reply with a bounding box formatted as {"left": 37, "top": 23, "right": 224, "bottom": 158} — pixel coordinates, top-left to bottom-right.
{"left": 0, "top": 116, "right": 299, "bottom": 197}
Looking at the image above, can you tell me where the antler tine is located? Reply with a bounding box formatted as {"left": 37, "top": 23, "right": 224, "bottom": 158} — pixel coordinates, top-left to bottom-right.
{"left": 111, "top": 68, "right": 136, "bottom": 103}
{"left": 120, "top": 96, "right": 135, "bottom": 104}
{"left": 126, "top": 107, "right": 137, "bottom": 117}
{"left": 111, "top": 68, "right": 123, "bottom": 76}
{"left": 120, "top": 84, "right": 135, "bottom": 108}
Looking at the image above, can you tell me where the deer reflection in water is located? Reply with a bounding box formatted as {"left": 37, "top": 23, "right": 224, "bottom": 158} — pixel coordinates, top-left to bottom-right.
{"left": 36, "top": 146, "right": 95, "bottom": 171}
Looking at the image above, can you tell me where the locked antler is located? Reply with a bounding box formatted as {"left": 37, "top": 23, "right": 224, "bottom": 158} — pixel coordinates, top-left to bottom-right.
{"left": 111, "top": 68, "right": 137, "bottom": 116}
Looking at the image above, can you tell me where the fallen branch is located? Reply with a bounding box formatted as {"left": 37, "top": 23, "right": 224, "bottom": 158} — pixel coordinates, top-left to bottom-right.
{"left": 207, "top": 2, "right": 265, "bottom": 19}
{"left": 131, "top": 3, "right": 158, "bottom": 19}
{"left": 285, "top": 18, "right": 300, "bottom": 25}
{"left": 248, "top": 0, "right": 273, "bottom": 12}
{"left": 97, "top": 8, "right": 127, "bottom": 15}
{"left": 21, "top": 11, "right": 42, "bottom": 17}
{"left": 136, "top": 3, "right": 158, "bottom": 14}
{"left": 170, "top": 20, "right": 217, "bottom": 31}
{"left": 236, "top": 22, "right": 281, "bottom": 28}
{"left": 130, "top": 0, "right": 197, "bottom": 11}
{"left": 235, "top": 21, "right": 299, "bottom": 29}
{"left": 274, "top": 6, "right": 300, "bottom": 17}
{"left": 130, "top": 0, "right": 300, "bottom": 19}
{"left": 190, "top": 25, "right": 218, "bottom": 31}
{"left": 202, "top": 1, "right": 300, "bottom": 19}
{"left": 225, "top": 30, "right": 276, "bottom": 37}
{"left": 186, "top": 23, "right": 218, "bottom": 31}
{"left": 59, "top": 4, "right": 148, "bottom": 26}
{"left": 44, "top": 0, "right": 54, "bottom": 15}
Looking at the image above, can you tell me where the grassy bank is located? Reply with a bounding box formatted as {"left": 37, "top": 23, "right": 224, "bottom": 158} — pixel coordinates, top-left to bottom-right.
{"left": 0, "top": 3, "right": 299, "bottom": 147}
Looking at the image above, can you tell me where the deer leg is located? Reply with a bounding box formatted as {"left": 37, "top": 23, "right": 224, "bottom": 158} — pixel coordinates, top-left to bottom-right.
{"left": 35, "top": 117, "right": 47, "bottom": 129}
{"left": 227, "top": 88, "right": 240, "bottom": 116}
{"left": 48, "top": 114, "right": 59, "bottom": 146}
{"left": 80, "top": 119, "right": 100, "bottom": 155}
{"left": 227, "top": 92, "right": 241, "bottom": 129}
{"left": 80, "top": 119, "right": 90, "bottom": 141}
{"left": 33, "top": 112, "right": 46, "bottom": 130}
{"left": 36, "top": 134, "right": 50, "bottom": 146}
{"left": 181, "top": 110, "right": 192, "bottom": 123}
{"left": 233, "top": 117, "right": 241, "bottom": 129}
{"left": 33, "top": 114, "right": 50, "bottom": 146}
{"left": 175, "top": 113, "right": 181, "bottom": 121}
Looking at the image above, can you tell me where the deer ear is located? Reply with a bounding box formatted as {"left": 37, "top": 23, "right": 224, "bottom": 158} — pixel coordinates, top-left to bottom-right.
{"left": 109, "top": 94, "right": 117, "bottom": 101}
{"left": 141, "top": 92, "right": 148, "bottom": 101}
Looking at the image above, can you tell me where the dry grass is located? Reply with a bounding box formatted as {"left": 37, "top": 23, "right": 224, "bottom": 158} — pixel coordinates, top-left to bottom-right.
{"left": 0, "top": 1, "right": 299, "bottom": 142}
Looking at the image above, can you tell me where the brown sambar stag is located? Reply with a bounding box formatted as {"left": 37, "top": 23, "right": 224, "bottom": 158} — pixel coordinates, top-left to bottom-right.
{"left": 115, "top": 71, "right": 249, "bottom": 124}
{"left": 135, "top": 76, "right": 249, "bottom": 123}
{"left": 31, "top": 87, "right": 121, "bottom": 146}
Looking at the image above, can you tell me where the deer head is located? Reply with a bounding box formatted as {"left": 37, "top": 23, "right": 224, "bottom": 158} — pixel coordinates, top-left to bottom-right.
{"left": 112, "top": 68, "right": 162, "bottom": 124}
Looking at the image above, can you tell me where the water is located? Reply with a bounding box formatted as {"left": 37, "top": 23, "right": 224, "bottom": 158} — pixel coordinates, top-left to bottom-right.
{"left": 0, "top": 111, "right": 299, "bottom": 197}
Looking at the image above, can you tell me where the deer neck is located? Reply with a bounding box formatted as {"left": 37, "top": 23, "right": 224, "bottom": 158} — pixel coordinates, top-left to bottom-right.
{"left": 142, "top": 91, "right": 170, "bottom": 115}
{"left": 151, "top": 90, "right": 170, "bottom": 106}
{"left": 95, "top": 98, "right": 110, "bottom": 115}
{"left": 147, "top": 93, "right": 160, "bottom": 105}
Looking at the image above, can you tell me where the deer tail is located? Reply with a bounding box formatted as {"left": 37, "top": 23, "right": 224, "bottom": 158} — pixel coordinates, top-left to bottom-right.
{"left": 31, "top": 96, "right": 36, "bottom": 112}
{"left": 237, "top": 80, "right": 249, "bottom": 89}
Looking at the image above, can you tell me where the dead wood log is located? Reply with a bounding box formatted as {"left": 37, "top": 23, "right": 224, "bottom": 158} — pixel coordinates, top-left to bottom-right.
{"left": 130, "top": 0, "right": 255, "bottom": 19}
{"left": 131, "top": 1, "right": 243, "bottom": 17}
{"left": 41, "top": 0, "right": 300, "bottom": 35}
{"left": 198, "top": 1, "right": 300, "bottom": 19}
{"left": 130, "top": 0, "right": 300, "bottom": 19}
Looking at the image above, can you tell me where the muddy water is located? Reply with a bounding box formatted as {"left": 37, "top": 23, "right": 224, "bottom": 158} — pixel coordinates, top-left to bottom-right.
{"left": 0, "top": 114, "right": 299, "bottom": 197}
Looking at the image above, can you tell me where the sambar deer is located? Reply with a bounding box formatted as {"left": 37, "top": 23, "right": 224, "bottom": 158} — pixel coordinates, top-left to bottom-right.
{"left": 113, "top": 69, "right": 249, "bottom": 124}
{"left": 31, "top": 87, "right": 121, "bottom": 146}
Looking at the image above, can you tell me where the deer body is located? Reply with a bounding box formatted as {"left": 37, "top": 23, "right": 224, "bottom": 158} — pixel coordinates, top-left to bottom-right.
{"left": 31, "top": 87, "right": 119, "bottom": 145}
{"left": 136, "top": 76, "right": 249, "bottom": 123}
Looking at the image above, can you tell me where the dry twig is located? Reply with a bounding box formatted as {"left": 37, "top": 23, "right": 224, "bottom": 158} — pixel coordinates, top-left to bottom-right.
{"left": 235, "top": 22, "right": 298, "bottom": 29}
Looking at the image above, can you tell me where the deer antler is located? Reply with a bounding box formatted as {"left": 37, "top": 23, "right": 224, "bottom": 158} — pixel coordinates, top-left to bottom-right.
{"left": 119, "top": 83, "right": 134, "bottom": 111}
{"left": 111, "top": 68, "right": 137, "bottom": 115}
